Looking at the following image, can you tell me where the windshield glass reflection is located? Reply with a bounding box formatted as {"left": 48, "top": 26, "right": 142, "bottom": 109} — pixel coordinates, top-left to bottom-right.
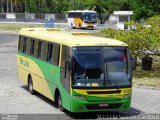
{"left": 83, "top": 13, "right": 97, "bottom": 23}
{"left": 72, "top": 47, "right": 131, "bottom": 88}
{"left": 103, "top": 47, "right": 130, "bottom": 86}
{"left": 72, "top": 47, "right": 104, "bottom": 87}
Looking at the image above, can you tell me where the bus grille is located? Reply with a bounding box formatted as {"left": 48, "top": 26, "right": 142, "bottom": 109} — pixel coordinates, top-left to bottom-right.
{"left": 87, "top": 90, "right": 121, "bottom": 94}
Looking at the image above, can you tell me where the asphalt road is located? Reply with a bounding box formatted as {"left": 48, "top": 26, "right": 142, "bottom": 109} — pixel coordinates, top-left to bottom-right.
{"left": 0, "top": 32, "right": 160, "bottom": 120}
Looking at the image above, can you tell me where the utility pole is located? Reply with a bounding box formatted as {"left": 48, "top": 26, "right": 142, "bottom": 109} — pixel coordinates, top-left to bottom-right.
{"left": 25, "top": 1, "right": 27, "bottom": 13}
{"left": 11, "top": 0, "right": 13, "bottom": 13}
{"left": 1, "top": 0, "right": 4, "bottom": 13}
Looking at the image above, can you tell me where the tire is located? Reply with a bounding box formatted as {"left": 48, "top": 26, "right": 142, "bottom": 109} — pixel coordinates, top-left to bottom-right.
{"left": 91, "top": 27, "right": 94, "bottom": 30}
{"left": 71, "top": 23, "right": 76, "bottom": 29}
{"left": 71, "top": 23, "right": 73, "bottom": 28}
{"left": 28, "top": 77, "right": 35, "bottom": 95}
{"left": 58, "top": 94, "right": 65, "bottom": 112}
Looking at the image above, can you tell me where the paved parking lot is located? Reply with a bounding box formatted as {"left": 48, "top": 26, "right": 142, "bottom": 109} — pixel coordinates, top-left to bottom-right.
{"left": 0, "top": 32, "right": 160, "bottom": 119}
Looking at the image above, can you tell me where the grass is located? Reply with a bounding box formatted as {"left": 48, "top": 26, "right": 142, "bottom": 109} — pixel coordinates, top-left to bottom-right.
{"left": 0, "top": 23, "right": 43, "bottom": 32}
{"left": 133, "top": 56, "right": 160, "bottom": 87}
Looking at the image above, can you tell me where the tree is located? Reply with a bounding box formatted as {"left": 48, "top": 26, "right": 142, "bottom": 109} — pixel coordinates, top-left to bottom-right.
{"left": 86, "top": 0, "right": 130, "bottom": 24}
{"left": 101, "top": 15, "right": 160, "bottom": 57}
{"left": 68, "top": 0, "right": 85, "bottom": 10}
{"left": 24, "top": 0, "right": 70, "bottom": 13}
{"left": 0, "top": 0, "right": 4, "bottom": 13}
{"left": 130, "top": 0, "right": 160, "bottom": 21}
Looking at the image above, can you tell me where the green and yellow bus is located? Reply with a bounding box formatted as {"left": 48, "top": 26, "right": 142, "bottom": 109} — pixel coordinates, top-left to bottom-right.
{"left": 17, "top": 28, "right": 132, "bottom": 113}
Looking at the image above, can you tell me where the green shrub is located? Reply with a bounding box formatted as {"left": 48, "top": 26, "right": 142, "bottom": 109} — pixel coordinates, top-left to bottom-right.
{"left": 101, "top": 15, "right": 160, "bottom": 57}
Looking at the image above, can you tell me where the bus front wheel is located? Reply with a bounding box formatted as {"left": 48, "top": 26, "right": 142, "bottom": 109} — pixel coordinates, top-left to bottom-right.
{"left": 58, "top": 94, "right": 65, "bottom": 112}
{"left": 28, "top": 76, "right": 35, "bottom": 95}
{"left": 91, "top": 27, "right": 94, "bottom": 30}
{"left": 71, "top": 23, "right": 75, "bottom": 29}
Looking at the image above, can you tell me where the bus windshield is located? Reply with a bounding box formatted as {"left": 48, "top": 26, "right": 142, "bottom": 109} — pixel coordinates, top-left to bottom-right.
{"left": 83, "top": 13, "right": 97, "bottom": 23}
{"left": 72, "top": 47, "right": 131, "bottom": 88}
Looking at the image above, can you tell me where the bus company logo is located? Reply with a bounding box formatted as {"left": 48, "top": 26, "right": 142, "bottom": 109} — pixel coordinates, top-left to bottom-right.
{"left": 20, "top": 58, "right": 29, "bottom": 67}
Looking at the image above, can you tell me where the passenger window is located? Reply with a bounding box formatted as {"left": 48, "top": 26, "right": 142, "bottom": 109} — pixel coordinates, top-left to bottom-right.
{"left": 34, "top": 40, "right": 39, "bottom": 57}
{"left": 47, "top": 43, "right": 53, "bottom": 63}
{"left": 37, "top": 41, "right": 42, "bottom": 58}
{"left": 26, "top": 38, "right": 31, "bottom": 55}
{"left": 23, "top": 37, "right": 27, "bottom": 53}
{"left": 53, "top": 44, "right": 60, "bottom": 65}
{"left": 61, "top": 46, "right": 68, "bottom": 67}
{"left": 30, "top": 39, "right": 35, "bottom": 55}
{"left": 41, "top": 42, "right": 47, "bottom": 60}
{"left": 18, "top": 36, "right": 24, "bottom": 52}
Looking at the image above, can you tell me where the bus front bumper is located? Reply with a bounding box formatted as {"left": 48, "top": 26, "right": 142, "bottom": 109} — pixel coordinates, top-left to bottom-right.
{"left": 70, "top": 97, "right": 131, "bottom": 113}
{"left": 83, "top": 23, "right": 97, "bottom": 28}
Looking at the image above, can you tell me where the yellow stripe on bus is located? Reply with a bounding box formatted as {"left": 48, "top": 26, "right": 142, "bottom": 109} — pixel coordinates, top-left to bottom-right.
{"left": 73, "top": 88, "right": 132, "bottom": 98}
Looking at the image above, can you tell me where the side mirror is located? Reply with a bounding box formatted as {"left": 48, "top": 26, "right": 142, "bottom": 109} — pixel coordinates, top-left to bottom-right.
{"left": 67, "top": 58, "right": 72, "bottom": 71}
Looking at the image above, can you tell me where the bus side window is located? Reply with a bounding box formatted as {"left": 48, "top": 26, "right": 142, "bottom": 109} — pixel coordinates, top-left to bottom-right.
{"left": 34, "top": 40, "right": 39, "bottom": 57}
{"left": 37, "top": 41, "right": 42, "bottom": 58}
{"left": 18, "top": 36, "right": 24, "bottom": 52}
{"left": 41, "top": 42, "right": 47, "bottom": 61}
{"left": 46, "top": 43, "right": 53, "bottom": 63}
{"left": 18, "top": 36, "right": 21, "bottom": 51}
{"left": 30, "top": 39, "right": 35, "bottom": 56}
{"left": 68, "top": 12, "right": 82, "bottom": 18}
{"left": 53, "top": 44, "right": 60, "bottom": 65}
{"left": 23, "top": 37, "right": 27, "bottom": 53}
{"left": 26, "top": 38, "right": 31, "bottom": 55}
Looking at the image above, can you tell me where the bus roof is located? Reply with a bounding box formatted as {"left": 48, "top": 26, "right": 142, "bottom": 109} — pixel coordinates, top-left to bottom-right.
{"left": 19, "top": 28, "right": 128, "bottom": 47}
{"left": 68, "top": 10, "right": 96, "bottom": 13}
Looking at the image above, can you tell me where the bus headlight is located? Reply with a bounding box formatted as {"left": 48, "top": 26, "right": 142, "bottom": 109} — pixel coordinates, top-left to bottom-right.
{"left": 73, "top": 95, "right": 86, "bottom": 101}
{"left": 121, "top": 94, "right": 131, "bottom": 99}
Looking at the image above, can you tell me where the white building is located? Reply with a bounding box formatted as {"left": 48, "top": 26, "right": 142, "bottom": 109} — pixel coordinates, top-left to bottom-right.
{"left": 109, "top": 11, "right": 133, "bottom": 30}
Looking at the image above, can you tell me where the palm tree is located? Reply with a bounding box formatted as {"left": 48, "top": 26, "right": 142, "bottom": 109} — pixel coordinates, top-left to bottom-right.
{"left": 5, "top": 0, "right": 15, "bottom": 13}
{"left": 0, "top": 0, "right": 4, "bottom": 13}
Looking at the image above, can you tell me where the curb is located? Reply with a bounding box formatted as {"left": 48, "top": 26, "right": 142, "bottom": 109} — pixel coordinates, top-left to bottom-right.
{"left": 0, "top": 30, "right": 18, "bottom": 35}
{"left": 133, "top": 84, "right": 160, "bottom": 90}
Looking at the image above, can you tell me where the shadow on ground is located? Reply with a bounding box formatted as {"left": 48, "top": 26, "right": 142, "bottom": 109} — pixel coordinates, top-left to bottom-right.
{"left": 65, "top": 107, "right": 141, "bottom": 119}
{"left": 21, "top": 85, "right": 58, "bottom": 109}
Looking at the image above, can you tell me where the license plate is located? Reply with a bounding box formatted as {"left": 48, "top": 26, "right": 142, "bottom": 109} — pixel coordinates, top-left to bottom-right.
{"left": 99, "top": 103, "right": 109, "bottom": 107}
